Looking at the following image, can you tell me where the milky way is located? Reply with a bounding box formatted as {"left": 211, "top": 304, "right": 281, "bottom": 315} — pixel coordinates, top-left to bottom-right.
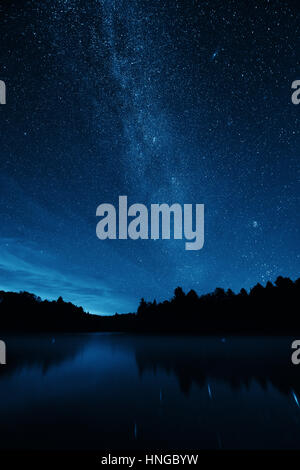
{"left": 0, "top": 0, "right": 299, "bottom": 313}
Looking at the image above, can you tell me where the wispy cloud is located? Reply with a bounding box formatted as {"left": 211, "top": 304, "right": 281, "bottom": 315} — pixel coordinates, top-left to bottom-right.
{"left": 0, "top": 237, "right": 132, "bottom": 314}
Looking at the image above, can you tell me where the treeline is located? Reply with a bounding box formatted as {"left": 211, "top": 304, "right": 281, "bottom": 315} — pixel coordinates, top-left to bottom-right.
{"left": 0, "top": 276, "right": 299, "bottom": 334}
{"left": 0, "top": 291, "right": 90, "bottom": 332}
{"left": 135, "top": 276, "right": 300, "bottom": 334}
{"left": 0, "top": 291, "right": 134, "bottom": 332}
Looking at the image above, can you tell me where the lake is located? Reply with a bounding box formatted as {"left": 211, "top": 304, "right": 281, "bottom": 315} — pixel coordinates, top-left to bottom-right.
{"left": 0, "top": 333, "right": 299, "bottom": 450}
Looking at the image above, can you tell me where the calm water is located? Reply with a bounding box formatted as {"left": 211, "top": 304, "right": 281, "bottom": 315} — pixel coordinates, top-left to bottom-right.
{"left": 0, "top": 333, "right": 300, "bottom": 450}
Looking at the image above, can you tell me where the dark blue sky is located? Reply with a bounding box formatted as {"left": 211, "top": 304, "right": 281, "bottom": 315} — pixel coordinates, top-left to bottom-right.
{"left": 0, "top": 0, "right": 299, "bottom": 314}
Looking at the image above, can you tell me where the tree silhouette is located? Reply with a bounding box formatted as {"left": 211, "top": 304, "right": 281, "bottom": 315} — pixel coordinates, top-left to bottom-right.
{"left": 0, "top": 275, "right": 299, "bottom": 334}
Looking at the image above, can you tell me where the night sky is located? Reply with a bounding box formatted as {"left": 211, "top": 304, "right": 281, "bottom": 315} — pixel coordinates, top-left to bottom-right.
{"left": 0, "top": 0, "right": 299, "bottom": 314}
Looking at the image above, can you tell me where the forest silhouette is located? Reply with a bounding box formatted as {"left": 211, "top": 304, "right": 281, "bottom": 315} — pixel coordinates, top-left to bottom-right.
{"left": 0, "top": 275, "right": 299, "bottom": 334}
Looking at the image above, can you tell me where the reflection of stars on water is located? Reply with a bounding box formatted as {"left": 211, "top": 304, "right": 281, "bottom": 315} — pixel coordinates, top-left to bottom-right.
{"left": 211, "top": 48, "right": 219, "bottom": 61}
{"left": 134, "top": 422, "right": 137, "bottom": 439}
{"left": 292, "top": 390, "right": 300, "bottom": 408}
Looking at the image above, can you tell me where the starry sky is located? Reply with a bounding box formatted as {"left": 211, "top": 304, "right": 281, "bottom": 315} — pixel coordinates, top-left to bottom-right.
{"left": 0, "top": 0, "right": 299, "bottom": 314}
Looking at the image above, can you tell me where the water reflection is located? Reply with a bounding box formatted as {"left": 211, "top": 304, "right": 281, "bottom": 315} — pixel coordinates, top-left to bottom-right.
{"left": 0, "top": 333, "right": 299, "bottom": 450}
{"left": 129, "top": 336, "right": 300, "bottom": 396}
{"left": 0, "top": 333, "right": 92, "bottom": 378}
